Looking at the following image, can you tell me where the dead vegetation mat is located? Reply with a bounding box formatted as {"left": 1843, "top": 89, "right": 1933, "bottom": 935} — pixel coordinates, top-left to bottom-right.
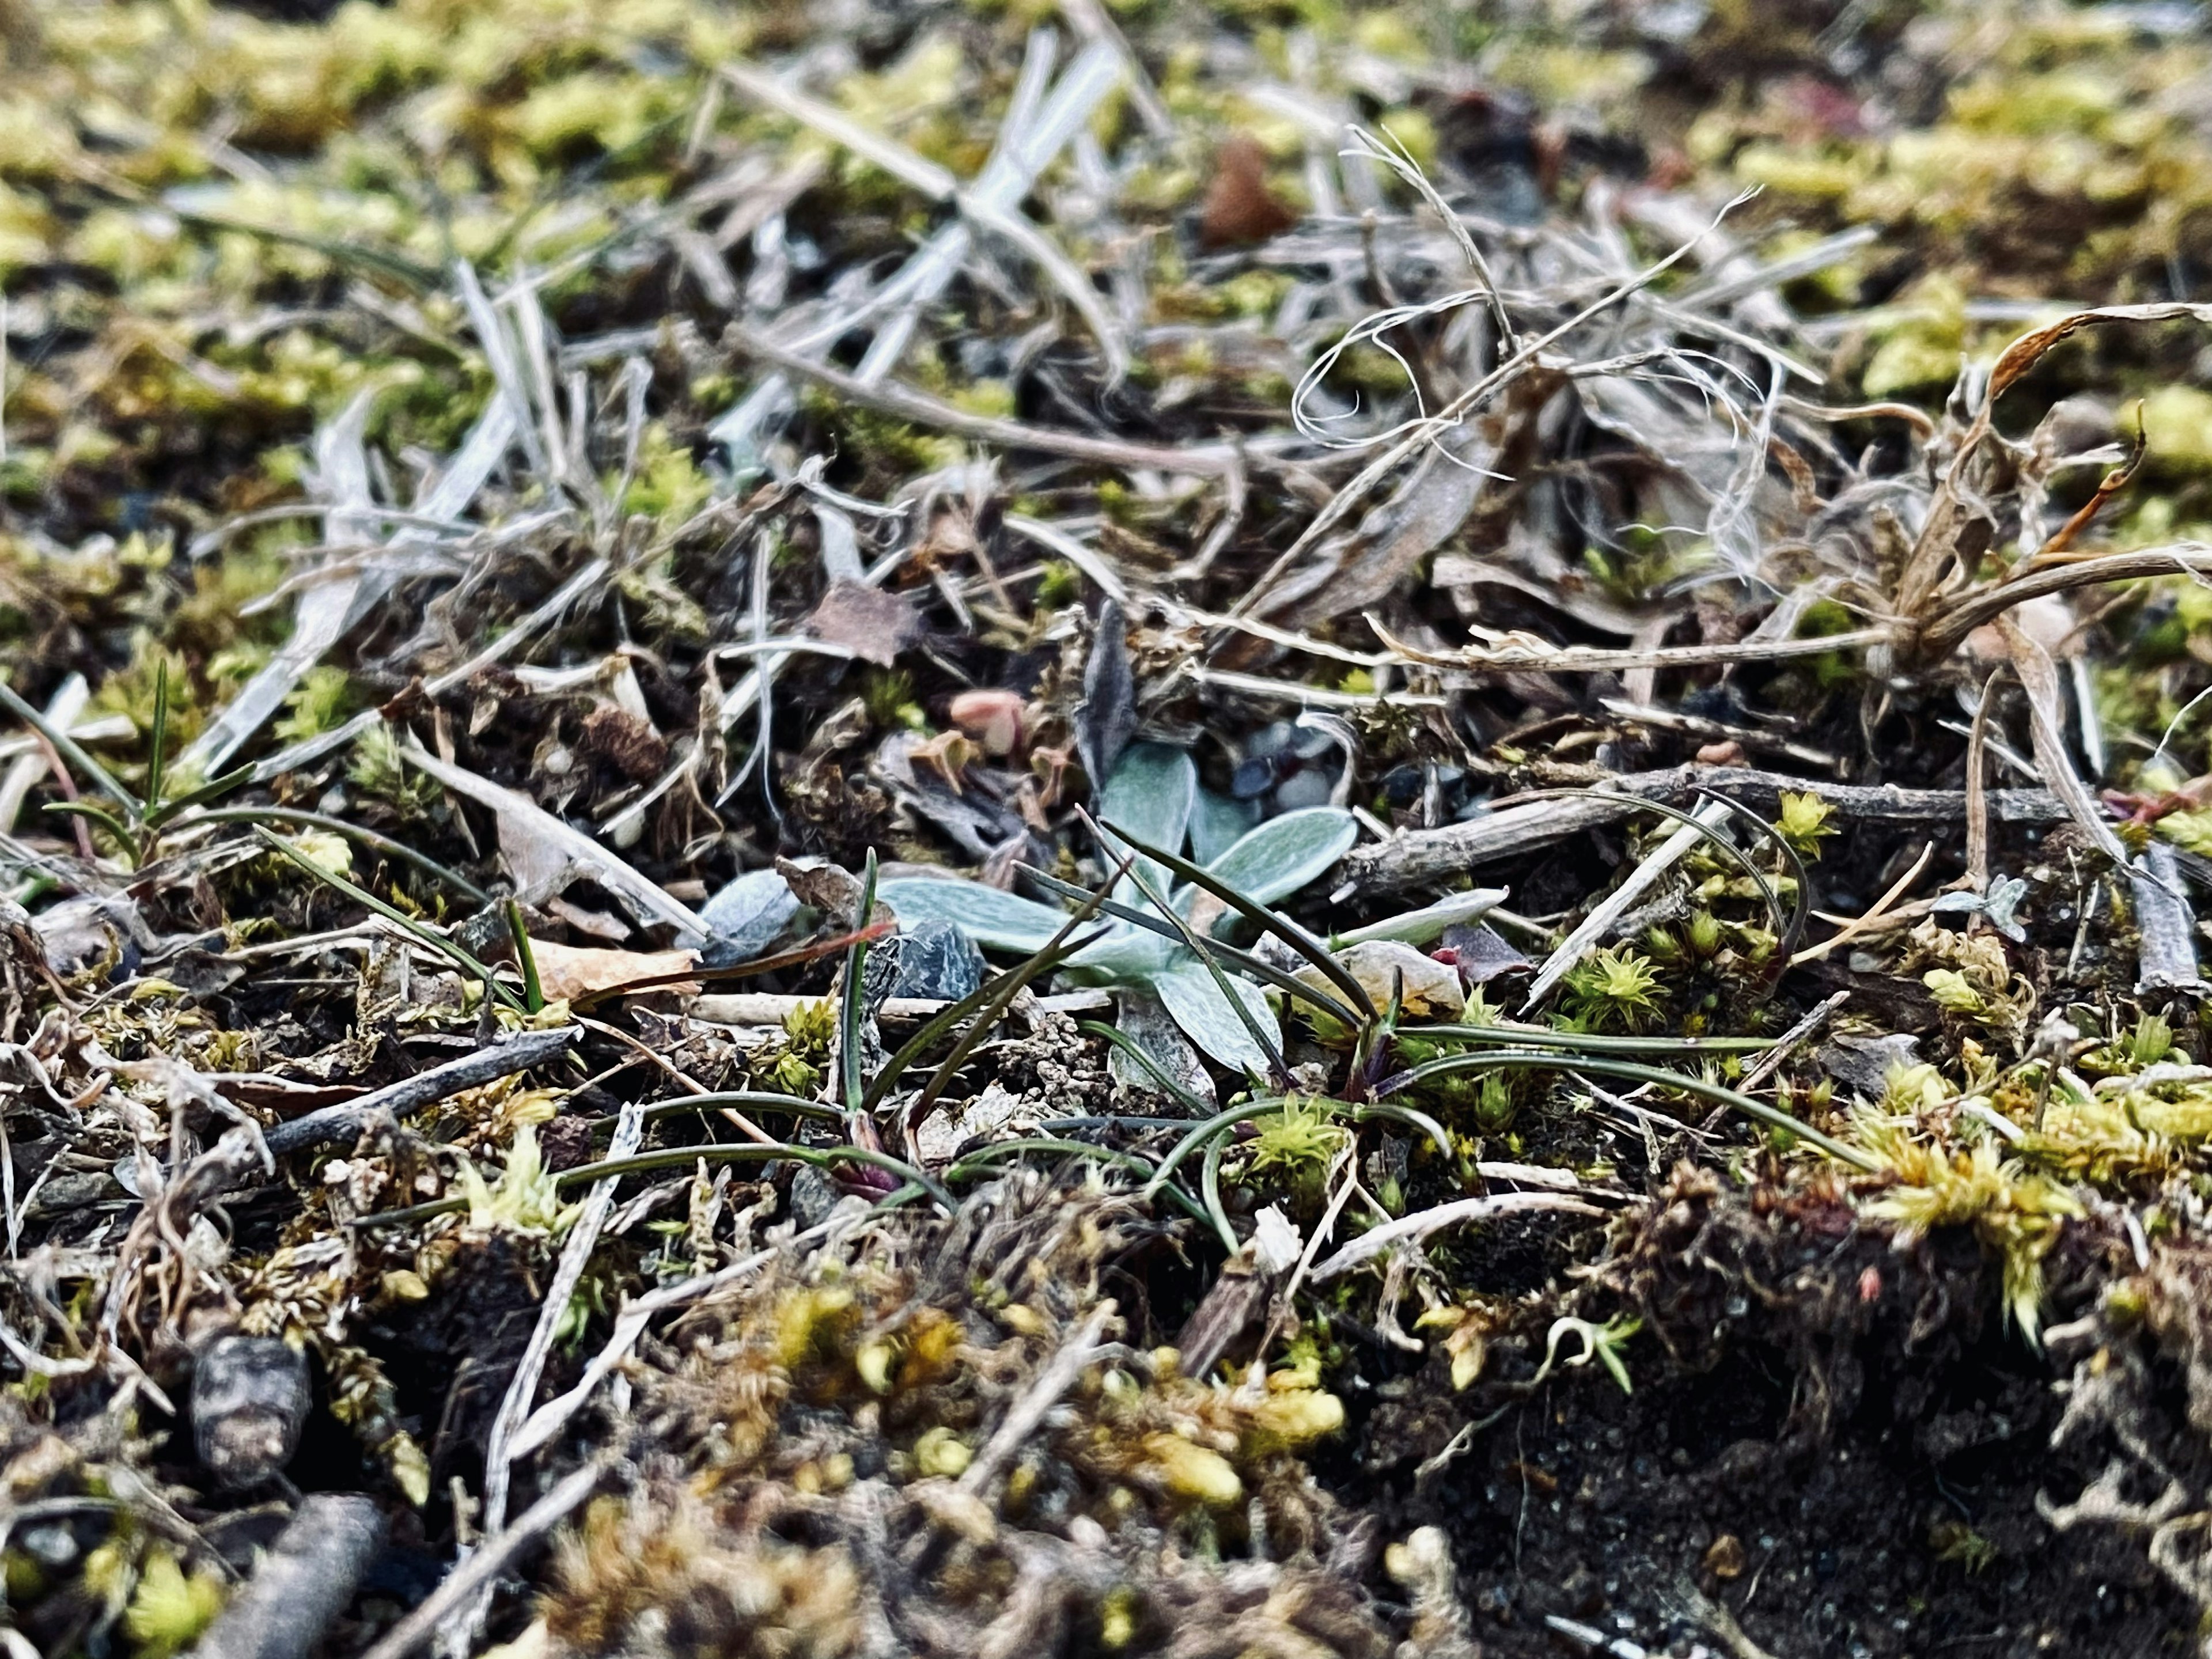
{"left": 16, "top": 1, "right": 2212, "bottom": 1657}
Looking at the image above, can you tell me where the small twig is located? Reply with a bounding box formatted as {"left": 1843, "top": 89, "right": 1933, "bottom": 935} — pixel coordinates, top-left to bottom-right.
{"left": 957, "top": 1300, "right": 1118, "bottom": 1498}
{"left": 722, "top": 322, "right": 1251, "bottom": 479}
{"left": 455, "top": 1097, "right": 646, "bottom": 1649}
{"left": 2131, "top": 842, "right": 2208, "bottom": 995}
{"left": 188, "top": 1495, "right": 387, "bottom": 1659}
{"left": 1964, "top": 671, "right": 2001, "bottom": 892}
{"left": 357, "top": 1460, "right": 611, "bottom": 1659}
{"left": 1521, "top": 798, "right": 1732, "bottom": 1013}
{"left": 1308, "top": 1191, "right": 1605, "bottom": 1283}
{"left": 1738, "top": 991, "right": 1850, "bottom": 1094}
{"left": 1335, "top": 767, "right": 2067, "bottom": 902}
{"left": 1790, "top": 842, "right": 1934, "bottom": 966}
{"left": 506, "top": 1221, "right": 849, "bottom": 1463}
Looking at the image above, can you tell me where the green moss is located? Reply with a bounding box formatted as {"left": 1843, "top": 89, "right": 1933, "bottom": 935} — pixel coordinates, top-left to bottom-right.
{"left": 2133, "top": 387, "right": 2212, "bottom": 474}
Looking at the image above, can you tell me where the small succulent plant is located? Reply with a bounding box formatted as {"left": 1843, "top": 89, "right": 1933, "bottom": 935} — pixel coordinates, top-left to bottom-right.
{"left": 878, "top": 744, "right": 1359, "bottom": 1075}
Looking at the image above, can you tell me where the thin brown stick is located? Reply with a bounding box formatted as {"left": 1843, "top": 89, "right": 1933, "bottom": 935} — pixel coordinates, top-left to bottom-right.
{"left": 1790, "top": 842, "right": 1935, "bottom": 966}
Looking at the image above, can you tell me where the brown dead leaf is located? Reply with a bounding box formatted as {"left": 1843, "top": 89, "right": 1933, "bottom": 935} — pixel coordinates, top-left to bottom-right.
{"left": 525, "top": 938, "right": 699, "bottom": 1001}
{"left": 1199, "top": 135, "right": 1297, "bottom": 249}
{"left": 579, "top": 704, "right": 669, "bottom": 783}
{"left": 808, "top": 579, "right": 921, "bottom": 667}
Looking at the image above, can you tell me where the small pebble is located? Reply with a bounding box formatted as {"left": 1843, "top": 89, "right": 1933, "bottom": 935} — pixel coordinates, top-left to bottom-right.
{"left": 1243, "top": 720, "right": 1298, "bottom": 760}
{"left": 699, "top": 868, "right": 799, "bottom": 965}
{"left": 1229, "top": 755, "right": 1283, "bottom": 800}
{"left": 193, "top": 1334, "right": 310, "bottom": 1488}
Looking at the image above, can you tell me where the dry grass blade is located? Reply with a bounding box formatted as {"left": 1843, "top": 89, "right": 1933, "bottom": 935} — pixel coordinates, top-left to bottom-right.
{"left": 1522, "top": 799, "right": 1732, "bottom": 1013}
{"left": 1998, "top": 616, "right": 2130, "bottom": 869}
{"left": 399, "top": 741, "right": 708, "bottom": 942}
{"left": 1308, "top": 1191, "right": 1607, "bottom": 1283}
{"left": 722, "top": 321, "right": 1244, "bottom": 478}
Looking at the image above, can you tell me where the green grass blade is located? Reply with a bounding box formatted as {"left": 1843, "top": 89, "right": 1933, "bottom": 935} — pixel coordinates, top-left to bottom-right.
{"left": 1111, "top": 844, "right": 1287, "bottom": 1085}
{"left": 1412, "top": 1023, "right": 1772, "bottom": 1055}
{"left": 1020, "top": 862, "right": 1363, "bottom": 1029}
{"left": 1077, "top": 1018, "right": 1214, "bottom": 1115}
{"left": 861, "top": 908, "right": 1108, "bottom": 1115}
{"left": 1375, "top": 1048, "right": 1876, "bottom": 1171}
{"left": 187, "top": 806, "right": 491, "bottom": 901}
{"left": 145, "top": 661, "right": 169, "bottom": 815}
{"left": 506, "top": 900, "right": 544, "bottom": 1014}
{"left": 900, "top": 865, "right": 1125, "bottom": 1130}
{"left": 840, "top": 851, "right": 880, "bottom": 1116}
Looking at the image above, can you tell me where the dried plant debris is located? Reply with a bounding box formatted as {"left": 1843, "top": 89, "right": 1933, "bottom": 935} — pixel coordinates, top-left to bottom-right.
{"left": 14, "top": 1, "right": 2212, "bottom": 1656}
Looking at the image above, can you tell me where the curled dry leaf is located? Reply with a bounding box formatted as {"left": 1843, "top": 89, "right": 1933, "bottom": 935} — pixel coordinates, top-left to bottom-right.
{"left": 806, "top": 580, "right": 922, "bottom": 667}
{"left": 949, "top": 689, "right": 1026, "bottom": 757}
{"left": 524, "top": 940, "right": 700, "bottom": 1002}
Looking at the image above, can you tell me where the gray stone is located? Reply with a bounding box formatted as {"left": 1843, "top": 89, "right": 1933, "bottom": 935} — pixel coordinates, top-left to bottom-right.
{"left": 1820, "top": 1032, "right": 1922, "bottom": 1101}
{"left": 1270, "top": 767, "right": 1337, "bottom": 811}
{"left": 889, "top": 917, "right": 986, "bottom": 1002}
{"left": 699, "top": 868, "right": 799, "bottom": 964}
{"left": 193, "top": 1335, "right": 310, "bottom": 1487}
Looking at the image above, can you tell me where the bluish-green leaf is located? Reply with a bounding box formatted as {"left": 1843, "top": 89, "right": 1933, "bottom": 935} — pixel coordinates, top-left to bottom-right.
{"left": 1105, "top": 987, "right": 1215, "bottom": 1105}
{"left": 1189, "top": 787, "right": 1260, "bottom": 866}
{"left": 1201, "top": 807, "right": 1358, "bottom": 908}
{"left": 1153, "top": 959, "right": 1278, "bottom": 1075}
{"left": 1099, "top": 743, "right": 1195, "bottom": 906}
{"left": 1333, "top": 887, "right": 1509, "bottom": 949}
{"left": 876, "top": 878, "right": 1067, "bottom": 952}
{"left": 1067, "top": 927, "right": 1177, "bottom": 982}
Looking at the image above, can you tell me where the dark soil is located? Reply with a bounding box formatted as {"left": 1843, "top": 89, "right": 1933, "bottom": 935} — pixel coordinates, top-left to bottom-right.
{"left": 1339, "top": 1194, "right": 2198, "bottom": 1657}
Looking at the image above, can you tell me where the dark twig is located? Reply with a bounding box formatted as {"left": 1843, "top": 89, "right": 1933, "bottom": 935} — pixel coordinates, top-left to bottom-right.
{"left": 262, "top": 1028, "right": 579, "bottom": 1156}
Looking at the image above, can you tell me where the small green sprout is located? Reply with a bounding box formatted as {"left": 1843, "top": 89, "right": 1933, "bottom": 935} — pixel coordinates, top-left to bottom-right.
{"left": 768, "top": 1050, "right": 821, "bottom": 1096}
{"left": 272, "top": 664, "right": 353, "bottom": 744}
{"left": 1929, "top": 1519, "right": 1998, "bottom": 1574}
{"left": 123, "top": 1549, "right": 225, "bottom": 1659}
{"left": 459, "top": 1125, "right": 579, "bottom": 1235}
{"left": 2128, "top": 1012, "right": 2175, "bottom": 1068}
{"left": 1530, "top": 1313, "right": 1641, "bottom": 1395}
{"left": 783, "top": 997, "right": 839, "bottom": 1057}
{"left": 1922, "top": 969, "right": 1987, "bottom": 1016}
{"left": 1476, "top": 1073, "right": 1516, "bottom": 1132}
{"left": 347, "top": 722, "right": 443, "bottom": 816}
{"left": 861, "top": 669, "right": 926, "bottom": 732}
{"left": 1035, "top": 560, "right": 1082, "bottom": 609}
{"left": 1774, "top": 790, "right": 1838, "bottom": 858}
